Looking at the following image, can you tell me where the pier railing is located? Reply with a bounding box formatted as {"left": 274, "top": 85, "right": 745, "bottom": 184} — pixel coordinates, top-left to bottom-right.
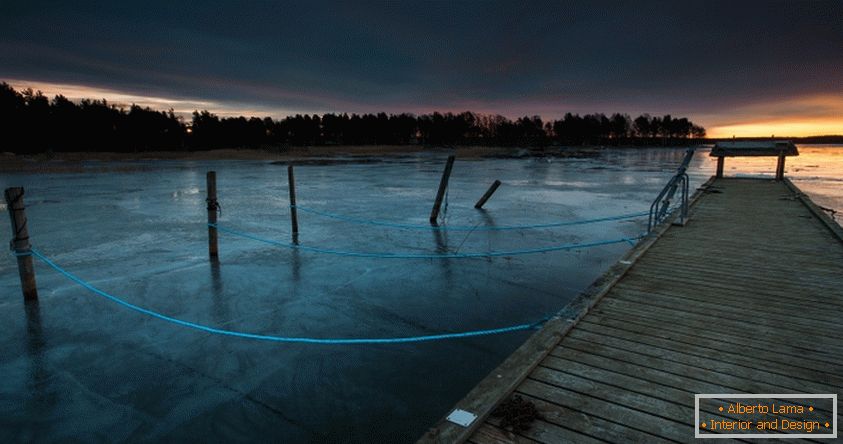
{"left": 648, "top": 148, "right": 694, "bottom": 232}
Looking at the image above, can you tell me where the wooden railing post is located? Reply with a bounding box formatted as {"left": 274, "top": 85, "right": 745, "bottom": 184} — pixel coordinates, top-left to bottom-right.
{"left": 430, "top": 155, "right": 456, "bottom": 225}
{"left": 715, "top": 156, "right": 724, "bottom": 178}
{"left": 5, "top": 187, "right": 38, "bottom": 301}
{"left": 288, "top": 165, "right": 299, "bottom": 238}
{"left": 206, "top": 171, "right": 219, "bottom": 259}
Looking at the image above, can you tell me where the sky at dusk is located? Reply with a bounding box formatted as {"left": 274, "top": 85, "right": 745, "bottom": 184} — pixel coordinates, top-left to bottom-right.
{"left": 1, "top": 0, "right": 841, "bottom": 137}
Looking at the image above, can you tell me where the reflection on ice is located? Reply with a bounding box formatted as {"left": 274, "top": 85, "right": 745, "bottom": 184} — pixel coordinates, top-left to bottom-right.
{"left": 171, "top": 187, "right": 200, "bottom": 199}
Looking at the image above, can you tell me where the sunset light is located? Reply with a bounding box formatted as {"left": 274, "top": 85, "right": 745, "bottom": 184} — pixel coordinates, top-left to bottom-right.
{"left": 3, "top": 78, "right": 304, "bottom": 118}
{"left": 2, "top": 2, "right": 843, "bottom": 442}
{"left": 9, "top": 77, "right": 841, "bottom": 138}
{"left": 708, "top": 119, "right": 843, "bottom": 138}
{"left": 704, "top": 94, "right": 843, "bottom": 138}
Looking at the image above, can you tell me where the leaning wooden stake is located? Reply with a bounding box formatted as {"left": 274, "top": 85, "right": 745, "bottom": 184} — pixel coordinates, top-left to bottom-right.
{"left": 288, "top": 165, "right": 299, "bottom": 237}
{"left": 5, "top": 187, "right": 38, "bottom": 301}
{"left": 430, "top": 155, "right": 456, "bottom": 225}
{"left": 206, "top": 171, "right": 219, "bottom": 259}
{"left": 474, "top": 180, "right": 502, "bottom": 209}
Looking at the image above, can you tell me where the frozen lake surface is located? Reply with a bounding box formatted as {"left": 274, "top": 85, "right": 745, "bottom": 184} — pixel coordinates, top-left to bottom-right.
{"left": 1, "top": 146, "right": 841, "bottom": 442}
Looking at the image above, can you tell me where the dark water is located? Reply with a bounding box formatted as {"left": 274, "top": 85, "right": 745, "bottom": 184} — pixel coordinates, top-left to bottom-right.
{"left": 0, "top": 146, "right": 840, "bottom": 442}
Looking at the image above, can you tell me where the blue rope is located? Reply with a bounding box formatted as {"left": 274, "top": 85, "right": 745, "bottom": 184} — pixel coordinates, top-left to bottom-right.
{"left": 292, "top": 205, "right": 648, "bottom": 231}
{"left": 28, "top": 248, "right": 547, "bottom": 344}
{"left": 210, "top": 223, "right": 642, "bottom": 258}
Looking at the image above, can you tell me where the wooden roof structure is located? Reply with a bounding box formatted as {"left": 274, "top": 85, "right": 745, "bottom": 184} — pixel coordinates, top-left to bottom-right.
{"left": 710, "top": 140, "right": 798, "bottom": 157}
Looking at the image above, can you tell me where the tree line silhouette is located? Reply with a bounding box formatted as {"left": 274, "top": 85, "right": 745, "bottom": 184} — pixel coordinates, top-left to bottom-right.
{"left": 1, "top": 82, "right": 705, "bottom": 154}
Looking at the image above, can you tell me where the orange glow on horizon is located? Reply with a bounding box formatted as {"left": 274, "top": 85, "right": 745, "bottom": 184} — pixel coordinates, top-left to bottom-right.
{"left": 704, "top": 94, "right": 843, "bottom": 138}
{"left": 5, "top": 78, "right": 843, "bottom": 137}
{"left": 707, "top": 119, "right": 843, "bottom": 138}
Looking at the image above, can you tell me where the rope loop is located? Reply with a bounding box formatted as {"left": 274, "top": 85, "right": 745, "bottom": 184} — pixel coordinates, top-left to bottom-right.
{"left": 8, "top": 244, "right": 32, "bottom": 256}
{"left": 206, "top": 198, "right": 221, "bottom": 216}
{"left": 26, "top": 248, "right": 548, "bottom": 345}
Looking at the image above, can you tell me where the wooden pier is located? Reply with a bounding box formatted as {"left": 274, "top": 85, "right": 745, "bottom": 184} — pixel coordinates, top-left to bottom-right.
{"left": 420, "top": 177, "right": 843, "bottom": 443}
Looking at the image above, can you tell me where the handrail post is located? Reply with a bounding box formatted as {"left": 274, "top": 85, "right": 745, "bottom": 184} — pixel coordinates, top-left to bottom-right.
{"left": 5, "top": 187, "right": 38, "bottom": 301}
{"left": 206, "top": 172, "right": 219, "bottom": 259}
{"left": 649, "top": 149, "right": 695, "bottom": 232}
{"left": 679, "top": 174, "right": 689, "bottom": 225}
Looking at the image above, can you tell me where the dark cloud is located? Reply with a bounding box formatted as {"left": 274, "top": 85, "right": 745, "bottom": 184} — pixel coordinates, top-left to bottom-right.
{"left": 1, "top": 0, "right": 842, "bottom": 123}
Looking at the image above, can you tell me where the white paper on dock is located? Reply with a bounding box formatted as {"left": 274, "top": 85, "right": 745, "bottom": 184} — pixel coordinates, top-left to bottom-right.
{"left": 446, "top": 409, "right": 477, "bottom": 427}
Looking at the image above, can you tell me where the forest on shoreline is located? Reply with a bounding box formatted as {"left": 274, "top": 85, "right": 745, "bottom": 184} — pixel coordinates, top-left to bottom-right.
{"left": 3, "top": 82, "right": 710, "bottom": 154}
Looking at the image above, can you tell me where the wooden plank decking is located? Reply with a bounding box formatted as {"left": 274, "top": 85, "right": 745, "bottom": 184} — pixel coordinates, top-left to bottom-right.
{"left": 420, "top": 178, "right": 843, "bottom": 443}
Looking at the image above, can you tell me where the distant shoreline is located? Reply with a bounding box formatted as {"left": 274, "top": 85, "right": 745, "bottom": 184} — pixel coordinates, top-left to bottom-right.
{"left": 4, "top": 142, "right": 842, "bottom": 174}
{"left": 0, "top": 145, "right": 658, "bottom": 173}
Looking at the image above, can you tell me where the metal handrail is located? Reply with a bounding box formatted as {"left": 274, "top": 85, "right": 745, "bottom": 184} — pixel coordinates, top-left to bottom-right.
{"left": 648, "top": 149, "right": 694, "bottom": 232}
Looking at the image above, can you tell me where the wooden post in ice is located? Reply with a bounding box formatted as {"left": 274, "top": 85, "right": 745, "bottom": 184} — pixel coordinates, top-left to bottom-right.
{"left": 430, "top": 155, "right": 456, "bottom": 225}
{"left": 4, "top": 187, "right": 38, "bottom": 301}
{"left": 206, "top": 171, "right": 219, "bottom": 259}
{"left": 288, "top": 165, "right": 299, "bottom": 238}
{"left": 474, "top": 180, "right": 501, "bottom": 209}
